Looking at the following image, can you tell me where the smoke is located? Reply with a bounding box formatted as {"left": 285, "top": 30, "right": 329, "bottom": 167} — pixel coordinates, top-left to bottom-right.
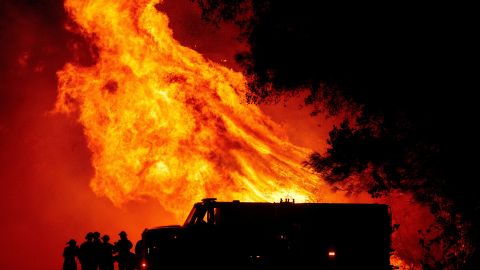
{"left": 0, "top": 1, "right": 175, "bottom": 269}
{"left": 0, "top": 1, "right": 438, "bottom": 269}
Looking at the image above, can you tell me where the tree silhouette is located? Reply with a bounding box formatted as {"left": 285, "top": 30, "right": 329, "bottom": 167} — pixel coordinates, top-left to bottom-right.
{"left": 194, "top": 1, "right": 479, "bottom": 269}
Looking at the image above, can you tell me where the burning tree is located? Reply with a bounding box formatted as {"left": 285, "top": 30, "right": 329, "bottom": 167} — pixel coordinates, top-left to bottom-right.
{"left": 51, "top": 0, "right": 478, "bottom": 269}
{"left": 55, "top": 0, "right": 348, "bottom": 219}
{"left": 193, "top": 0, "right": 479, "bottom": 269}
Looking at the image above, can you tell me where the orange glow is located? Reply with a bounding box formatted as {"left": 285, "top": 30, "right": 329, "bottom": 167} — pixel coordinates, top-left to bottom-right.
{"left": 53, "top": 0, "right": 418, "bottom": 269}
{"left": 55, "top": 0, "right": 346, "bottom": 218}
{"left": 328, "top": 251, "right": 336, "bottom": 257}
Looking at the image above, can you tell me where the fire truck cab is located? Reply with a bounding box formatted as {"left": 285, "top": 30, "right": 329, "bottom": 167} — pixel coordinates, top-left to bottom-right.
{"left": 140, "top": 198, "right": 392, "bottom": 270}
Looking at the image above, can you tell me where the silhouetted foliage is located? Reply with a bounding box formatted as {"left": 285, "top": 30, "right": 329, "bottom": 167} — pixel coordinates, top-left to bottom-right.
{"left": 194, "top": 1, "right": 479, "bottom": 269}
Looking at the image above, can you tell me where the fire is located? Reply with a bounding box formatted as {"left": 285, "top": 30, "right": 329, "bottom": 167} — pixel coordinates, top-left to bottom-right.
{"left": 55, "top": 0, "right": 343, "bottom": 217}
{"left": 52, "top": 1, "right": 430, "bottom": 268}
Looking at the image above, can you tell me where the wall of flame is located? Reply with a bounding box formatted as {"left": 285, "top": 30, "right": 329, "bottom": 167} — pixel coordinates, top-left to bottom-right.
{"left": 55, "top": 0, "right": 348, "bottom": 217}
{"left": 0, "top": 1, "right": 435, "bottom": 269}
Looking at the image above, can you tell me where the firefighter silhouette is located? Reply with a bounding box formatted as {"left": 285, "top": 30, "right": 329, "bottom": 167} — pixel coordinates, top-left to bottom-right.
{"left": 115, "top": 231, "right": 133, "bottom": 270}
{"left": 134, "top": 239, "right": 144, "bottom": 268}
{"left": 92, "top": 232, "right": 102, "bottom": 270}
{"left": 79, "top": 232, "right": 95, "bottom": 270}
{"left": 99, "top": 235, "right": 115, "bottom": 270}
{"left": 63, "top": 239, "right": 79, "bottom": 270}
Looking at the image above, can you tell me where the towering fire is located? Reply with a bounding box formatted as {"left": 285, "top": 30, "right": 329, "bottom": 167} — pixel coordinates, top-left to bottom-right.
{"left": 55, "top": 0, "right": 346, "bottom": 217}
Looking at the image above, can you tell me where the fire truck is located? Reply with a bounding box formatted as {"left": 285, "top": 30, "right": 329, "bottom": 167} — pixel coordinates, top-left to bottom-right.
{"left": 139, "top": 198, "right": 393, "bottom": 270}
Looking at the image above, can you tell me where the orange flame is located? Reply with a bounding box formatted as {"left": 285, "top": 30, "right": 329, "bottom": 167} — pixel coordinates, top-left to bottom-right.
{"left": 53, "top": 1, "right": 423, "bottom": 268}
{"left": 55, "top": 0, "right": 346, "bottom": 216}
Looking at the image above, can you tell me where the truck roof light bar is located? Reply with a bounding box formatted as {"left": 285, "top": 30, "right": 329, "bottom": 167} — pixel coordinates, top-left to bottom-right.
{"left": 202, "top": 198, "right": 217, "bottom": 203}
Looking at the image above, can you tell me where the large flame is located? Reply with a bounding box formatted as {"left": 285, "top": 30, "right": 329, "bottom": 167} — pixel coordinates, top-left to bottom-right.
{"left": 53, "top": 1, "right": 429, "bottom": 268}
{"left": 55, "top": 0, "right": 346, "bottom": 215}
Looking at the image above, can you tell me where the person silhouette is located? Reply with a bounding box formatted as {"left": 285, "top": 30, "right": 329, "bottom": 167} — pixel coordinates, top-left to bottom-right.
{"left": 92, "top": 232, "right": 102, "bottom": 270}
{"left": 63, "top": 239, "right": 79, "bottom": 270}
{"left": 79, "top": 232, "right": 95, "bottom": 270}
{"left": 115, "top": 231, "right": 133, "bottom": 270}
{"left": 134, "top": 239, "right": 144, "bottom": 268}
{"left": 99, "top": 235, "right": 115, "bottom": 270}
{"left": 126, "top": 251, "right": 137, "bottom": 270}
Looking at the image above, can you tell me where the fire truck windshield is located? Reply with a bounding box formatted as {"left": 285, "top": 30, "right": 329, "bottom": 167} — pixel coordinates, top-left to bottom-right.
{"left": 184, "top": 203, "right": 219, "bottom": 226}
